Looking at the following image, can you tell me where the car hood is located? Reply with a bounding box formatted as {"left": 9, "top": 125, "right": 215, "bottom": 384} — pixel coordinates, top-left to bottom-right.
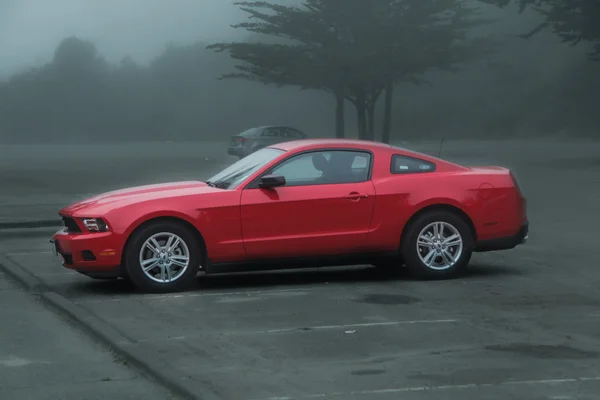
{"left": 61, "top": 181, "right": 219, "bottom": 215}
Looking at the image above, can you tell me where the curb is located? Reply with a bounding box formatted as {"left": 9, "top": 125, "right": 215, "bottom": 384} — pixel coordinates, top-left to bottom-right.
{"left": 0, "top": 254, "right": 50, "bottom": 293}
{"left": 38, "top": 292, "right": 210, "bottom": 400}
{"left": 0, "top": 254, "right": 215, "bottom": 400}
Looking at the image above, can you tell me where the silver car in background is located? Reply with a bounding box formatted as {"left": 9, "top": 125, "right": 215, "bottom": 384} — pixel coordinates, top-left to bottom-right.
{"left": 227, "top": 125, "right": 309, "bottom": 158}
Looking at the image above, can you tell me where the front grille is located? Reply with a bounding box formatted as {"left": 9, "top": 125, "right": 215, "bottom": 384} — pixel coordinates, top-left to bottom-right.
{"left": 61, "top": 216, "right": 81, "bottom": 233}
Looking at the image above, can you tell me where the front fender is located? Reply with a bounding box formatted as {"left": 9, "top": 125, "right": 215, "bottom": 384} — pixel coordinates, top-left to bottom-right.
{"left": 103, "top": 192, "right": 245, "bottom": 263}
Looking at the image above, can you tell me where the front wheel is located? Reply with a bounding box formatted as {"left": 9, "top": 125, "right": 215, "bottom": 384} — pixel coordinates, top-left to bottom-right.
{"left": 124, "top": 221, "right": 202, "bottom": 293}
{"left": 401, "top": 211, "right": 473, "bottom": 280}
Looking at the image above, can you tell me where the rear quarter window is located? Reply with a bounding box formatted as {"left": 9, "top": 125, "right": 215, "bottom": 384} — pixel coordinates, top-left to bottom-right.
{"left": 391, "top": 155, "right": 436, "bottom": 174}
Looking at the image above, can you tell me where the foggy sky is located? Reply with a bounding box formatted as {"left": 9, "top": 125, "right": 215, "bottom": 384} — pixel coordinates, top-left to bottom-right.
{"left": 0, "top": 0, "right": 245, "bottom": 77}
{"left": 0, "top": 0, "right": 586, "bottom": 84}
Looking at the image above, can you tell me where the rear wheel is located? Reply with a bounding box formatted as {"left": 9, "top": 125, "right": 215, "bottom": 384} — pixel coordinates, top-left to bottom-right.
{"left": 401, "top": 211, "right": 473, "bottom": 279}
{"left": 124, "top": 221, "right": 202, "bottom": 293}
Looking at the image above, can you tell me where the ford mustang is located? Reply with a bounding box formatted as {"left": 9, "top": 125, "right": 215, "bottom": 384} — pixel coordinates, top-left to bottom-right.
{"left": 50, "top": 139, "right": 528, "bottom": 292}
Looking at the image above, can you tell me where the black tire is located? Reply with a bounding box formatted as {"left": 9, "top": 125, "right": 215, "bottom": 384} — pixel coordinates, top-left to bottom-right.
{"left": 124, "top": 221, "right": 202, "bottom": 293}
{"left": 401, "top": 210, "right": 473, "bottom": 280}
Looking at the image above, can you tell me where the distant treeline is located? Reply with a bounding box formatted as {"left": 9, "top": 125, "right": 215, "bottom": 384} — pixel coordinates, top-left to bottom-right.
{"left": 0, "top": 35, "right": 598, "bottom": 143}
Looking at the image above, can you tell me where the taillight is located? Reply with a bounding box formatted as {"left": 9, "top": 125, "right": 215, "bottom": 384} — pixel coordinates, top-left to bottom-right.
{"left": 231, "top": 136, "right": 247, "bottom": 145}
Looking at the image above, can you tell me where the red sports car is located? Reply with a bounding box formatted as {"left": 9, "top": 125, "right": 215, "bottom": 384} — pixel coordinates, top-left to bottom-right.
{"left": 50, "top": 139, "right": 528, "bottom": 292}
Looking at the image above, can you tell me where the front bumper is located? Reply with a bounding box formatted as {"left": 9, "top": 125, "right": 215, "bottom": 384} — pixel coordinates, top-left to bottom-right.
{"left": 474, "top": 221, "right": 529, "bottom": 252}
{"left": 50, "top": 229, "right": 122, "bottom": 272}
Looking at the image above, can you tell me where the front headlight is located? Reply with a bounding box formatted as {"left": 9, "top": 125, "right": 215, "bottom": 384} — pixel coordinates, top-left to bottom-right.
{"left": 82, "top": 218, "right": 110, "bottom": 232}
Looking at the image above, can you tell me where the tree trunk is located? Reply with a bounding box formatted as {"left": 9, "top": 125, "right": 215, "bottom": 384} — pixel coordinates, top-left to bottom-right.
{"left": 355, "top": 91, "right": 368, "bottom": 140}
{"left": 334, "top": 92, "right": 345, "bottom": 138}
{"left": 366, "top": 103, "right": 375, "bottom": 141}
{"left": 381, "top": 81, "right": 394, "bottom": 144}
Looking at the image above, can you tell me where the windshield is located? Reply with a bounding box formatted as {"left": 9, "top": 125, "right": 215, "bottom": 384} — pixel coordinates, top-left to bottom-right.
{"left": 206, "top": 147, "right": 284, "bottom": 189}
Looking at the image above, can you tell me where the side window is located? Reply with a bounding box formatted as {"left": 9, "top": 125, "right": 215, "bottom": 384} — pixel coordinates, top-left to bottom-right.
{"left": 267, "top": 150, "right": 371, "bottom": 187}
{"left": 352, "top": 156, "right": 368, "bottom": 169}
{"left": 391, "top": 155, "right": 436, "bottom": 174}
{"left": 270, "top": 152, "right": 324, "bottom": 184}
{"left": 262, "top": 128, "right": 279, "bottom": 137}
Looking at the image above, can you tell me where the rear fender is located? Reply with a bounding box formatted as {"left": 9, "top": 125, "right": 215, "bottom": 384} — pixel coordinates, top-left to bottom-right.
{"left": 400, "top": 201, "right": 478, "bottom": 246}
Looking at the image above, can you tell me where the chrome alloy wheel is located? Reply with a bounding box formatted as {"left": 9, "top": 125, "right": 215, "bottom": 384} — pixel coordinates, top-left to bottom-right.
{"left": 139, "top": 232, "right": 190, "bottom": 283}
{"left": 416, "top": 221, "right": 463, "bottom": 271}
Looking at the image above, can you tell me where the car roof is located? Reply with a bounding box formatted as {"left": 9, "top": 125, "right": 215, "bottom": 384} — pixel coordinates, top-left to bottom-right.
{"left": 270, "top": 139, "right": 393, "bottom": 152}
{"left": 239, "top": 126, "right": 304, "bottom": 136}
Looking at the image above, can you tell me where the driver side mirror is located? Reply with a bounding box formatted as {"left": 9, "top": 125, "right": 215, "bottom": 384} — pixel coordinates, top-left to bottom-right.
{"left": 259, "top": 174, "right": 286, "bottom": 189}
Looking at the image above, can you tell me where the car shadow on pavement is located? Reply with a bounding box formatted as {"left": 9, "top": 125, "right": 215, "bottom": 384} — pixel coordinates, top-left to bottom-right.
{"left": 462, "top": 263, "right": 525, "bottom": 280}
{"left": 73, "top": 262, "right": 522, "bottom": 296}
{"left": 198, "top": 265, "right": 414, "bottom": 290}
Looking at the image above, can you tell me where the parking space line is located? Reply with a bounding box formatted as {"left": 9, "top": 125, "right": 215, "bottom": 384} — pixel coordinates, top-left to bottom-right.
{"left": 74, "top": 287, "right": 313, "bottom": 304}
{"left": 130, "top": 313, "right": 600, "bottom": 343}
{"left": 264, "top": 319, "right": 459, "bottom": 334}
{"left": 134, "top": 318, "right": 460, "bottom": 343}
{"left": 36, "top": 271, "right": 77, "bottom": 276}
{"left": 251, "top": 376, "right": 600, "bottom": 400}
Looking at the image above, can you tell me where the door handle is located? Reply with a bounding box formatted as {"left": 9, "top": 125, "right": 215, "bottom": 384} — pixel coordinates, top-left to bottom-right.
{"left": 344, "top": 192, "right": 368, "bottom": 200}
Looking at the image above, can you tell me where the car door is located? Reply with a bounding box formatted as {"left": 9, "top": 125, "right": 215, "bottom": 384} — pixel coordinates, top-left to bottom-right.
{"left": 240, "top": 149, "right": 376, "bottom": 259}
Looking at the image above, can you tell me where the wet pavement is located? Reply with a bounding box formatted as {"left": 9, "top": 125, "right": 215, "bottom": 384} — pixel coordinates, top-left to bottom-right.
{"left": 0, "top": 268, "right": 176, "bottom": 400}
{"left": 1, "top": 138, "right": 599, "bottom": 399}
{"left": 3, "top": 236, "right": 600, "bottom": 399}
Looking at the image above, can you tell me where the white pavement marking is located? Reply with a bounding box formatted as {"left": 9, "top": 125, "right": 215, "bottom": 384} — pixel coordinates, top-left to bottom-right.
{"left": 36, "top": 272, "right": 78, "bottom": 276}
{"left": 0, "top": 356, "right": 52, "bottom": 367}
{"left": 135, "top": 319, "right": 459, "bottom": 343}
{"left": 74, "top": 288, "right": 313, "bottom": 304}
{"left": 264, "top": 319, "right": 459, "bottom": 334}
{"left": 251, "top": 376, "right": 600, "bottom": 400}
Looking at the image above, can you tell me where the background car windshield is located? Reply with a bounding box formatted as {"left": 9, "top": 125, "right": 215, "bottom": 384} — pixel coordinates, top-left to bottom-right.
{"left": 207, "top": 148, "right": 284, "bottom": 189}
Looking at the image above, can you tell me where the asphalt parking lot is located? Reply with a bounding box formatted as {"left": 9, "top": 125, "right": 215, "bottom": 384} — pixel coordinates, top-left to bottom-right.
{"left": 3, "top": 239, "right": 600, "bottom": 399}
{"left": 1, "top": 139, "right": 599, "bottom": 399}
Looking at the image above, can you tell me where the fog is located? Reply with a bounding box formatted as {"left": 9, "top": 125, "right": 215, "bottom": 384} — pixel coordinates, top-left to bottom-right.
{"left": 0, "top": 0, "right": 245, "bottom": 76}
{"left": 1, "top": 0, "right": 598, "bottom": 144}
{"left": 2, "top": 4, "right": 600, "bottom": 399}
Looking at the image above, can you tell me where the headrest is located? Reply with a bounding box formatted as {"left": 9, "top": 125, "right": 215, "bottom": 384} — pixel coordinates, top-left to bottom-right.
{"left": 311, "top": 153, "right": 329, "bottom": 171}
